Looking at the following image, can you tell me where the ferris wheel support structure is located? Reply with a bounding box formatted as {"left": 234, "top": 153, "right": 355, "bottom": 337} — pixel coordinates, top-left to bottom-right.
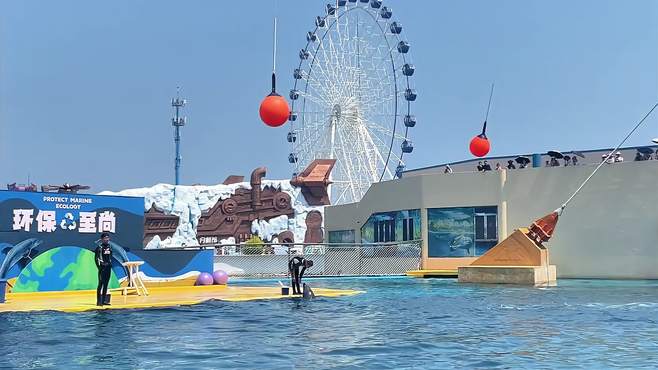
{"left": 287, "top": 0, "right": 417, "bottom": 205}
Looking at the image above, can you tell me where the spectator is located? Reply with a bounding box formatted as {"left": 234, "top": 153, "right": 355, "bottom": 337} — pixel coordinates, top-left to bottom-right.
{"left": 545, "top": 160, "right": 550, "bottom": 167}
{"left": 634, "top": 152, "right": 643, "bottom": 161}
{"left": 572, "top": 157, "right": 579, "bottom": 166}
{"left": 482, "top": 160, "right": 492, "bottom": 171}
{"left": 444, "top": 165, "right": 453, "bottom": 174}
{"left": 477, "top": 161, "right": 483, "bottom": 172}
{"left": 507, "top": 160, "right": 516, "bottom": 169}
{"left": 549, "top": 157, "right": 560, "bottom": 167}
{"left": 614, "top": 151, "right": 624, "bottom": 163}
{"left": 603, "top": 153, "right": 614, "bottom": 164}
{"left": 495, "top": 163, "right": 502, "bottom": 171}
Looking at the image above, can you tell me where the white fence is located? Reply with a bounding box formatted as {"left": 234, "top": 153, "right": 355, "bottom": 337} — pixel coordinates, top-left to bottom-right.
{"left": 213, "top": 241, "right": 422, "bottom": 278}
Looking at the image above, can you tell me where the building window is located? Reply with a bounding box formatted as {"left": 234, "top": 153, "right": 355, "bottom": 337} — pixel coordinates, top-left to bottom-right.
{"left": 374, "top": 219, "right": 395, "bottom": 242}
{"left": 428, "top": 206, "right": 498, "bottom": 257}
{"left": 475, "top": 213, "right": 497, "bottom": 241}
{"left": 361, "top": 209, "right": 420, "bottom": 244}
{"left": 401, "top": 218, "right": 415, "bottom": 241}
{"left": 328, "top": 230, "right": 356, "bottom": 244}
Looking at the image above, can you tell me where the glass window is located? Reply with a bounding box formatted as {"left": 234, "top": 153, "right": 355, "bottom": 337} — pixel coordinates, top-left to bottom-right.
{"left": 374, "top": 219, "right": 395, "bottom": 242}
{"left": 361, "top": 209, "right": 420, "bottom": 244}
{"left": 328, "top": 230, "right": 355, "bottom": 244}
{"left": 429, "top": 206, "right": 498, "bottom": 257}
{"left": 475, "top": 209, "right": 498, "bottom": 242}
{"left": 428, "top": 207, "right": 475, "bottom": 257}
{"left": 486, "top": 215, "right": 497, "bottom": 240}
{"left": 475, "top": 215, "right": 485, "bottom": 240}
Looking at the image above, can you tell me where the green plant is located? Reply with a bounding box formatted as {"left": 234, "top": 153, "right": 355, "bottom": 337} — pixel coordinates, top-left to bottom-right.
{"left": 242, "top": 235, "right": 264, "bottom": 255}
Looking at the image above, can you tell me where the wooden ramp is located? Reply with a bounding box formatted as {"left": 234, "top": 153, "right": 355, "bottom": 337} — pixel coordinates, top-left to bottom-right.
{"left": 0, "top": 285, "right": 363, "bottom": 313}
{"left": 458, "top": 228, "right": 557, "bottom": 285}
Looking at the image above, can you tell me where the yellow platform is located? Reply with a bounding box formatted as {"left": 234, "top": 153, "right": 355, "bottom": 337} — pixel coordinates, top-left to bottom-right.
{"left": 406, "top": 269, "right": 458, "bottom": 278}
{"left": 0, "top": 285, "right": 363, "bottom": 313}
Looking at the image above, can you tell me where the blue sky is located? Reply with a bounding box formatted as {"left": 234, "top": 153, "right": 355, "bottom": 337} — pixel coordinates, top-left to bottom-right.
{"left": 1, "top": 0, "right": 657, "bottom": 191}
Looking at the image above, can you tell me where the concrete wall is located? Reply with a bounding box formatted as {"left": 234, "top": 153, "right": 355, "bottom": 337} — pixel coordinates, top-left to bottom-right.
{"left": 325, "top": 161, "right": 658, "bottom": 279}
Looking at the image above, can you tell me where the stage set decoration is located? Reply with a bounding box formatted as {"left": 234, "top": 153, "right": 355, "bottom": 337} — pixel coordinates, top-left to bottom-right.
{"left": 103, "top": 161, "right": 335, "bottom": 250}
{"left": 0, "top": 191, "right": 213, "bottom": 293}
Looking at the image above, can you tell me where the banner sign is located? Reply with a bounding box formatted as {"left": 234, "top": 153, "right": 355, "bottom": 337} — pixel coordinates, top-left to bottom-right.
{"left": 0, "top": 190, "right": 144, "bottom": 251}
{"left": 0, "top": 190, "right": 215, "bottom": 293}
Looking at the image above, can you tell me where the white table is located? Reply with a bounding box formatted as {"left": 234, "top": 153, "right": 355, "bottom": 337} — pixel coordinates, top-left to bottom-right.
{"left": 121, "top": 261, "right": 149, "bottom": 296}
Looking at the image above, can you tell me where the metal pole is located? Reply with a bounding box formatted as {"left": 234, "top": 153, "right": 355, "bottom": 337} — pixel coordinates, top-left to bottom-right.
{"left": 171, "top": 88, "right": 187, "bottom": 186}
{"left": 174, "top": 114, "right": 181, "bottom": 185}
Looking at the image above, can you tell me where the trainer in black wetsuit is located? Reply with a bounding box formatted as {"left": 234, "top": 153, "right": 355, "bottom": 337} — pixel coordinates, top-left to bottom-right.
{"left": 95, "top": 232, "right": 113, "bottom": 306}
{"left": 288, "top": 256, "right": 313, "bottom": 295}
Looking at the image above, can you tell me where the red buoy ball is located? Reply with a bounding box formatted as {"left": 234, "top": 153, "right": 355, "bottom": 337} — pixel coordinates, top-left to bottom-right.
{"left": 469, "top": 135, "right": 490, "bottom": 157}
{"left": 259, "top": 94, "right": 290, "bottom": 127}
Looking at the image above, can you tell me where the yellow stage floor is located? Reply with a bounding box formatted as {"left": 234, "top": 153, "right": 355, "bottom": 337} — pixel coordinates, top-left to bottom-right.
{"left": 0, "top": 285, "right": 363, "bottom": 313}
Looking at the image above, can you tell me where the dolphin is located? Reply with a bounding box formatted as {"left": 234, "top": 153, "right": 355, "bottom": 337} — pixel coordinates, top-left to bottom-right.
{"left": 0, "top": 238, "right": 43, "bottom": 279}
{"left": 449, "top": 234, "right": 473, "bottom": 251}
{"left": 109, "top": 241, "right": 130, "bottom": 264}
{"left": 302, "top": 283, "right": 315, "bottom": 299}
{"left": 94, "top": 239, "right": 130, "bottom": 265}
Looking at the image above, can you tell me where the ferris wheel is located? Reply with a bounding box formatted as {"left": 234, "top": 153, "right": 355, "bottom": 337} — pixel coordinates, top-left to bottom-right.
{"left": 287, "top": 0, "right": 416, "bottom": 205}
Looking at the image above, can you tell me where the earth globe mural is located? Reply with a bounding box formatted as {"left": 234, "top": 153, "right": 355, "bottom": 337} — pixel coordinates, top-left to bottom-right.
{"left": 12, "top": 247, "right": 120, "bottom": 292}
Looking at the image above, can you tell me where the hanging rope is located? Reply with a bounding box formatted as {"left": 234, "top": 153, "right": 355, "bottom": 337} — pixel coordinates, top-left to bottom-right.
{"left": 559, "top": 102, "right": 658, "bottom": 214}
{"left": 272, "top": 17, "right": 277, "bottom": 74}
{"left": 484, "top": 82, "right": 495, "bottom": 122}
{"left": 270, "top": 0, "right": 279, "bottom": 93}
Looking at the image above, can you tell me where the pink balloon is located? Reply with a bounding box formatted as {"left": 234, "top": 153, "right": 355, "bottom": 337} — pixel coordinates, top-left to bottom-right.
{"left": 196, "top": 272, "right": 214, "bottom": 286}
{"left": 213, "top": 270, "right": 229, "bottom": 285}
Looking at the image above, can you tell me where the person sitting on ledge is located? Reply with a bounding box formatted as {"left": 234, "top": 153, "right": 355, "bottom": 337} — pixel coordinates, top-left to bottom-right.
{"left": 482, "top": 160, "right": 492, "bottom": 171}
{"left": 507, "top": 160, "right": 516, "bottom": 170}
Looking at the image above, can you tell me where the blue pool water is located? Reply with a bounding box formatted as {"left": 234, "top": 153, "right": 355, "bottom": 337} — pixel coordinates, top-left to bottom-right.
{"left": 1, "top": 277, "right": 658, "bottom": 369}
